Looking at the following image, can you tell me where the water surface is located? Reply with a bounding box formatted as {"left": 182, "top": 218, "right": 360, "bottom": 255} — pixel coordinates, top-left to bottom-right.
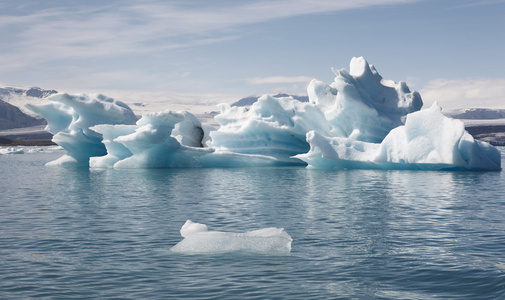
{"left": 1, "top": 148, "right": 505, "bottom": 299}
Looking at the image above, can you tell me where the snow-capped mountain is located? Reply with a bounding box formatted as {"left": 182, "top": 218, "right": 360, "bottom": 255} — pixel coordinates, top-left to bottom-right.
{"left": 0, "top": 86, "right": 58, "bottom": 130}
{"left": 443, "top": 108, "right": 505, "bottom": 120}
{"left": 0, "top": 86, "right": 57, "bottom": 99}
{"left": 0, "top": 86, "right": 58, "bottom": 116}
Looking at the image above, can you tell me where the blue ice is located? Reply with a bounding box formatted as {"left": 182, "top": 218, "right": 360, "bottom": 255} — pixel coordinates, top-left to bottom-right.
{"left": 27, "top": 57, "right": 501, "bottom": 171}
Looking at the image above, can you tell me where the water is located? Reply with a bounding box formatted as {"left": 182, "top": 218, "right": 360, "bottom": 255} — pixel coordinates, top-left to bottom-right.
{"left": 1, "top": 147, "right": 505, "bottom": 299}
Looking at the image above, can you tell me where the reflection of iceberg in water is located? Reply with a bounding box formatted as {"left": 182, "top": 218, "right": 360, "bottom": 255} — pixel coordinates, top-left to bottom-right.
{"left": 27, "top": 57, "right": 501, "bottom": 171}
{"left": 170, "top": 220, "right": 293, "bottom": 255}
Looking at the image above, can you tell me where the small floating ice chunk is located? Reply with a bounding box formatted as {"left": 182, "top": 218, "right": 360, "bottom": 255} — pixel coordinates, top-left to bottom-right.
{"left": 171, "top": 220, "right": 293, "bottom": 255}
{"left": 180, "top": 220, "right": 208, "bottom": 237}
{"left": 0, "top": 147, "right": 25, "bottom": 154}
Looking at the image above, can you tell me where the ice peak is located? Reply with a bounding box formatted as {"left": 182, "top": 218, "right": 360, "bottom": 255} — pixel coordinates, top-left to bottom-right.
{"left": 349, "top": 56, "right": 372, "bottom": 77}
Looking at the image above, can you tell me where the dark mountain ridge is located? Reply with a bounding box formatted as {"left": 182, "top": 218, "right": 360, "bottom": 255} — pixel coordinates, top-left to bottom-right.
{"left": 0, "top": 99, "right": 45, "bottom": 130}
{"left": 0, "top": 86, "right": 57, "bottom": 130}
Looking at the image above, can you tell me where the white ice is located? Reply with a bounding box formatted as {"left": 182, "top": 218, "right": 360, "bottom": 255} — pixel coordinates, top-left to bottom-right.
{"left": 296, "top": 103, "right": 501, "bottom": 171}
{"left": 90, "top": 110, "right": 213, "bottom": 168}
{"left": 308, "top": 56, "right": 422, "bottom": 143}
{"left": 0, "top": 147, "right": 25, "bottom": 154}
{"left": 26, "top": 57, "right": 501, "bottom": 171}
{"left": 26, "top": 93, "right": 137, "bottom": 166}
{"left": 170, "top": 220, "right": 293, "bottom": 255}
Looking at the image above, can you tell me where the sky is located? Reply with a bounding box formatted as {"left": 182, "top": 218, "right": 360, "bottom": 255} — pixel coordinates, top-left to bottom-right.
{"left": 0, "top": 0, "right": 504, "bottom": 112}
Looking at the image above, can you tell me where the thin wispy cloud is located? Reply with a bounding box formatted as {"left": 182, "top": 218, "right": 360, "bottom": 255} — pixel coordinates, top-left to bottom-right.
{"left": 448, "top": 0, "right": 505, "bottom": 9}
{"left": 0, "top": 0, "right": 419, "bottom": 67}
{"left": 247, "top": 76, "right": 314, "bottom": 85}
{"left": 2, "top": 0, "right": 503, "bottom": 111}
{"left": 421, "top": 78, "right": 505, "bottom": 109}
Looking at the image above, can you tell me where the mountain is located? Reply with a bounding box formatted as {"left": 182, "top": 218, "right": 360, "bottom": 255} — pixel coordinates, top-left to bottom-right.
{"left": 231, "top": 93, "right": 309, "bottom": 107}
{"left": 443, "top": 108, "right": 505, "bottom": 120}
{"left": 0, "top": 86, "right": 57, "bottom": 99}
{"left": 0, "top": 99, "right": 46, "bottom": 130}
{"left": 0, "top": 86, "right": 58, "bottom": 116}
{"left": 0, "top": 86, "right": 57, "bottom": 130}
{"left": 442, "top": 108, "right": 505, "bottom": 146}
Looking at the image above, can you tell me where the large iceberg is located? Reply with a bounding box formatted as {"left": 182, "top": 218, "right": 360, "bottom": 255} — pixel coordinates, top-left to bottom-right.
{"left": 27, "top": 57, "right": 501, "bottom": 171}
{"left": 170, "top": 220, "right": 293, "bottom": 255}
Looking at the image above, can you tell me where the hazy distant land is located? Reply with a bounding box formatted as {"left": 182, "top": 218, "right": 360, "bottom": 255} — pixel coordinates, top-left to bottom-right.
{"left": 1, "top": 86, "right": 504, "bottom": 147}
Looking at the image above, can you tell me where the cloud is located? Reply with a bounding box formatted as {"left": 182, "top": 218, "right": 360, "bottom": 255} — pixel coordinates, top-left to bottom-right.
{"left": 0, "top": 0, "right": 419, "bottom": 66}
{"left": 247, "top": 76, "right": 314, "bottom": 85}
{"left": 0, "top": 0, "right": 423, "bottom": 95}
{"left": 420, "top": 78, "right": 505, "bottom": 109}
{"left": 448, "top": 0, "right": 505, "bottom": 9}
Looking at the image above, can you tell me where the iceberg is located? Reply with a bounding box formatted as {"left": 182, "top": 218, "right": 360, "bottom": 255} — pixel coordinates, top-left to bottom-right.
{"left": 26, "top": 57, "right": 501, "bottom": 171}
{"left": 170, "top": 220, "right": 293, "bottom": 255}
{"left": 296, "top": 104, "right": 502, "bottom": 171}
{"left": 26, "top": 93, "right": 137, "bottom": 166}
{"left": 90, "top": 110, "right": 212, "bottom": 168}
{"left": 308, "top": 56, "right": 422, "bottom": 143}
{"left": 207, "top": 95, "right": 329, "bottom": 165}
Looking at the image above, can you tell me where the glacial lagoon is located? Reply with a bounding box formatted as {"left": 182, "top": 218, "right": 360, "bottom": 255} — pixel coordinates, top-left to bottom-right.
{"left": 1, "top": 147, "right": 504, "bottom": 299}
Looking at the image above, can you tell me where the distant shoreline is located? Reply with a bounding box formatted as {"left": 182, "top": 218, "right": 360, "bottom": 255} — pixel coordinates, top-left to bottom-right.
{"left": 465, "top": 125, "right": 505, "bottom": 146}
{"left": 0, "top": 137, "right": 56, "bottom": 146}
{"left": 1, "top": 124, "right": 505, "bottom": 147}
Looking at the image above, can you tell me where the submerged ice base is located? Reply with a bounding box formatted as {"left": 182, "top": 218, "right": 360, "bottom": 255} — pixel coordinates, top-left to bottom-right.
{"left": 27, "top": 57, "right": 501, "bottom": 171}
{"left": 170, "top": 220, "right": 293, "bottom": 255}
